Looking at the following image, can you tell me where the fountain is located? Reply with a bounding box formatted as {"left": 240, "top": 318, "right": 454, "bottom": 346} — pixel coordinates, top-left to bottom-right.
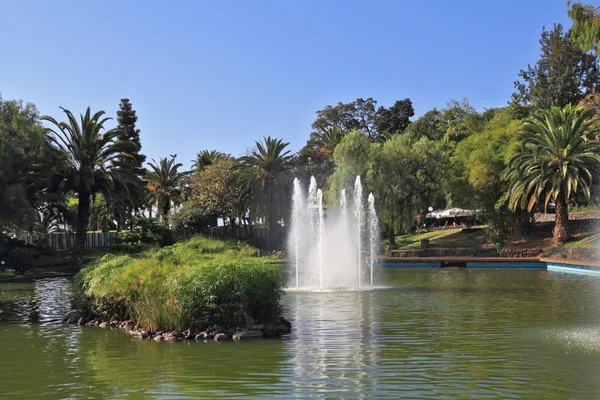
{"left": 288, "top": 175, "right": 379, "bottom": 290}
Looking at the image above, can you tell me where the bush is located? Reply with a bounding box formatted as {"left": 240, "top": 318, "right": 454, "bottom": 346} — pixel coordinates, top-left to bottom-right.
{"left": 7, "top": 248, "right": 33, "bottom": 275}
{"left": 111, "top": 217, "right": 174, "bottom": 251}
{"left": 76, "top": 236, "right": 284, "bottom": 331}
{"left": 172, "top": 205, "right": 218, "bottom": 236}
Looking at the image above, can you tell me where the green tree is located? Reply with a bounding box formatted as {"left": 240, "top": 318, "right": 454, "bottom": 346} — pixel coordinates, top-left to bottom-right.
{"left": 512, "top": 24, "right": 599, "bottom": 109}
{"left": 568, "top": 2, "right": 600, "bottom": 56}
{"left": 42, "top": 107, "right": 141, "bottom": 254}
{"left": 190, "top": 158, "right": 240, "bottom": 229}
{"left": 113, "top": 98, "right": 147, "bottom": 229}
{"left": 192, "top": 149, "right": 228, "bottom": 172}
{"left": 0, "top": 96, "right": 63, "bottom": 234}
{"left": 374, "top": 98, "right": 415, "bottom": 136}
{"left": 326, "top": 130, "right": 372, "bottom": 206}
{"left": 237, "top": 137, "right": 293, "bottom": 239}
{"left": 503, "top": 104, "right": 600, "bottom": 243}
{"left": 450, "top": 109, "right": 523, "bottom": 211}
{"left": 146, "top": 156, "right": 187, "bottom": 225}
{"left": 369, "top": 135, "right": 444, "bottom": 247}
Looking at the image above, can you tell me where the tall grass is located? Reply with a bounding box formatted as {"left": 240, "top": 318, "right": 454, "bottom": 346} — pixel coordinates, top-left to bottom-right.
{"left": 76, "top": 236, "right": 284, "bottom": 331}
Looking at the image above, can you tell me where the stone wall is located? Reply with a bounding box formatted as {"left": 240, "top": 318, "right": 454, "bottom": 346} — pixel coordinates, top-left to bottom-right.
{"left": 534, "top": 213, "right": 600, "bottom": 223}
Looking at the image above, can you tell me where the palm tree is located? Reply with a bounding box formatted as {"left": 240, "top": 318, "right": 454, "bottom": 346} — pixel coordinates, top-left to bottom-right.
{"left": 237, "top": 137, "right": 293, "bottom": 238}
{"left": 42, "top": 107, "right": 141, "bottom": 254}
{"left": 316, "top": 125, "right": 344, "bottom": 152}
{"left": 146, "top": 156, "right": 187, "bottom": 225}
{"left": 503, "top": 104, "right": 600, "bottom": 243}
{"left": 192, "top": 149, "right": 228, "bottom": 172}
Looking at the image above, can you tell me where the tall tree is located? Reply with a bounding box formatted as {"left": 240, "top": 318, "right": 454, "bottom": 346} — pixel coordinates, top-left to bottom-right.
{"left": 146, "top": 156, "right": 187, "bottom": 225}
{"left": 42, "top": 107, "right": 141, "bottom": 255}
{"left": 374, "top": 99, "right": 415, "bottom": 136}
{"left": 568, "top": 2, "right": 600, "bottom": 57}
{"left": 512, "top": 24, "right": 599, "bottom": 109}
{"left": 369, "top": 135, "right": 444, "bottom": 247}
{"left": 503, "top": 105, "right": 600, "bottom": 243}
{"left": 112, "top": 99, "right": 147, "bottom": 228}
{"left": 115, "top": 98, "right": 145, "bottom": 174}
{"left": 190, "top": 158, "right": 240, "bottom": 229}
{"left": 237, "top": 137, "right": 293, "bottom": 240}
{"left": 192, "top": 149, "right": 228, "bottom": 172}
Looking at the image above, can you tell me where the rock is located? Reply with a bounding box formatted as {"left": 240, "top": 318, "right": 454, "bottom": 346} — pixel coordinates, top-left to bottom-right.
{"left": 214, "top": 333, "right": 229, "bottom": 341}
{"left": 183, "top": 328, "right": 198, "bottom": 340}
{"left": 99, "top": 321, "right": 108, "bottom": 328}
{"left": 276, "top": 317, "right": 292, "bottom": 334}
{"left": 128, "top": 330, "right": 144, "bottom": 339}
{"left": 85, "top": 319, "right": 98, "bottom": 327}
{"left": 153, "top": 335, "right": 164, "bottom": 342}
{"left": 226, "top": 328, "right": 236, "bottom": 336}
{"left": 248, "top": 324, "right": 264, "bottom": 331}
{"left": 246, "top": 316, "right": 255, "bottom": 326}
{"left": 232, "top": 330, "right": 263, "bottom": 340}
{"left": 77, "top": 317, "right": 85, "bottom": 326}
{"left": 263, "top": 323, "right": 278, "bottom": 338}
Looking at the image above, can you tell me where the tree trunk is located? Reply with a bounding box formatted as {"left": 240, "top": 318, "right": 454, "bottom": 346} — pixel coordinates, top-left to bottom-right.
{"left": 553, "top": 192, "right": 569, "bottom": 244}
{"left": 74, "top": 186, "right": 91, "bottom": 257}
{"left": 388, "top": 229, "right": 396, "bottom": 249}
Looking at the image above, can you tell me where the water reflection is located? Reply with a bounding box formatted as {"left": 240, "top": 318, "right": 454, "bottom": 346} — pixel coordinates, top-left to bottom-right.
{"left": 0, "top": 271, "right": 600, "bottom": 398}
{"left": 285, "top": 291, "right": 380, "bottom": 397}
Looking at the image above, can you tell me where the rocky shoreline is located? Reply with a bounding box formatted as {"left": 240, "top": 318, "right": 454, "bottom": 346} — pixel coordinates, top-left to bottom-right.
{"left": 63, "top": 312, "right": 291, "bottom": 342}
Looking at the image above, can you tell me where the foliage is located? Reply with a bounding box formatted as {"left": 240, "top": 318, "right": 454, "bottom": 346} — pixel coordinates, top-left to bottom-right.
{"left": 503, "top": 104, "right": 600, "bottom": 242}
{"left": 172, "top": 204, "right": 218, "bottom": 236}
{"left": 512, "top": 24, "right": 599, "bottom": 109}
{"left": 236, "top": 136, "right": 293, "bottom": 234}
{"left": 111, "top": 217, "right": 174, "bottom": 251}
{"left": 189, "top": 158, "right": 240, "bottom": 222}
{"left": 0, "top": 96, "right": 62, "bottom": 233}
{"left": 311, "top": 97, "right": 414, "bottom": 140}
{"left": 326, "top": 130, "right": 372, "bottom": 206}
{"left": 76, "top": 236, "right": 285, "bottom": 331}
{"left": 450, "top": 108, "right": 523, "bottom": 211}
{"left": 112, "top": 98, "right": 147, "bottom": 229}
{"left": 7, "top": 248, "right": 33, "bottom": 275}
{"left": 42, "top": 107, "right": 142, "bottom": 253}
{"left": 146, "top": 155, "right": 187, "bottom": 225}
{"left": 192, "top": 149, "right": 228, "bottom": 172}
{"left": 568, "top": 2, "right": 600, "bottom": 57}
{"left": 368, "top": 135, "right": 444, "bottom": 240}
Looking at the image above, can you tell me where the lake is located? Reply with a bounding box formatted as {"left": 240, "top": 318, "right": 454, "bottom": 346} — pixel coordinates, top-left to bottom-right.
{"left": 1, "top": 268, "right": 599, "bottom": 398}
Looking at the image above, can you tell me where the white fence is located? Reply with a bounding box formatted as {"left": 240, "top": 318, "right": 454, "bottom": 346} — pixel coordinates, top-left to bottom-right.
{"left": 20, "top": 232, "right": 120, "bottom": 250}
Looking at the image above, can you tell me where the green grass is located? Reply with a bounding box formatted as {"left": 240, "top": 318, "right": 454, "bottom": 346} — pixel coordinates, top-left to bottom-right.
{"left": 569, "top": 205, "right": 600, "bottom": 215}
{"left": 392, "top": 228, "right": 489, "bottom": 250}
{"left": 565, "top": 232, "right": 600, "bottom": 249}
{"left": 76, "top": 236, "right": 285, "bottom": 331}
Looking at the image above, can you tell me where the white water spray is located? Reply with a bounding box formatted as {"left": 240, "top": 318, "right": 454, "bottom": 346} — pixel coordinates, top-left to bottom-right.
{"left": 368, "top": 193, "right": 378, "bottom": 287}
{"left": 354, "top": 176, "right": 364, "bottom": 289}
{"left": 288, "top": 175, "right": 378, "bottom": 290}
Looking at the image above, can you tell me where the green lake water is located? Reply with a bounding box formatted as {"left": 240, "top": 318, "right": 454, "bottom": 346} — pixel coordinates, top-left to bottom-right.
{"left": 1, "top": 268, "right": 600, "bottom": 399}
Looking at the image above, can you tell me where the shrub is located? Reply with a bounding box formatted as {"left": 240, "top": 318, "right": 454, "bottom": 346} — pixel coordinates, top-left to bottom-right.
{"left": 111, "top": 217, "right": 174, "bottom": 251}
{"left": 7, "top": 248, "right": 33, "bottom": 275}
{"left": 76, "top": 236, "right": 284, "bottom": 331}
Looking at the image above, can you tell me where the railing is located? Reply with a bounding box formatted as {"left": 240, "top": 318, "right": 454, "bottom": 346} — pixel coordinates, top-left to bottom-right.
{"left": 19, "top": 232, "right": 119, "bottom": 250}
{"left": 199, "top": 226, "right": 287, "bottom": 240}
{"left": 388, "top": 247, "right": 499, "bottom": 258}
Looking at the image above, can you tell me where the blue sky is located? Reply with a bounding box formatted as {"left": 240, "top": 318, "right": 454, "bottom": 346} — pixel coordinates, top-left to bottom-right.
{"left": 0, "top": 0, "right": 574, "bottom": 168}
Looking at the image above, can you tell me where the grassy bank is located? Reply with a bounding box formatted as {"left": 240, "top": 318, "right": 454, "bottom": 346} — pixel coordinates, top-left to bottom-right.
{"left": 76, "top": 236, "right": 285, "bottom": 332}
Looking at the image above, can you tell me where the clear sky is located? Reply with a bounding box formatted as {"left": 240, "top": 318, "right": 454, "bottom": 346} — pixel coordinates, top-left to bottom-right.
{"left": 0, "top": 0, "right": 575, "bottom": 168}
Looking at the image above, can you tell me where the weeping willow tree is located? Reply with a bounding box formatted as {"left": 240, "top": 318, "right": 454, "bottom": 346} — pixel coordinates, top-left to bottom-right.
{"left": 503, "top": 104, "right": 600, "bottom": 243}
